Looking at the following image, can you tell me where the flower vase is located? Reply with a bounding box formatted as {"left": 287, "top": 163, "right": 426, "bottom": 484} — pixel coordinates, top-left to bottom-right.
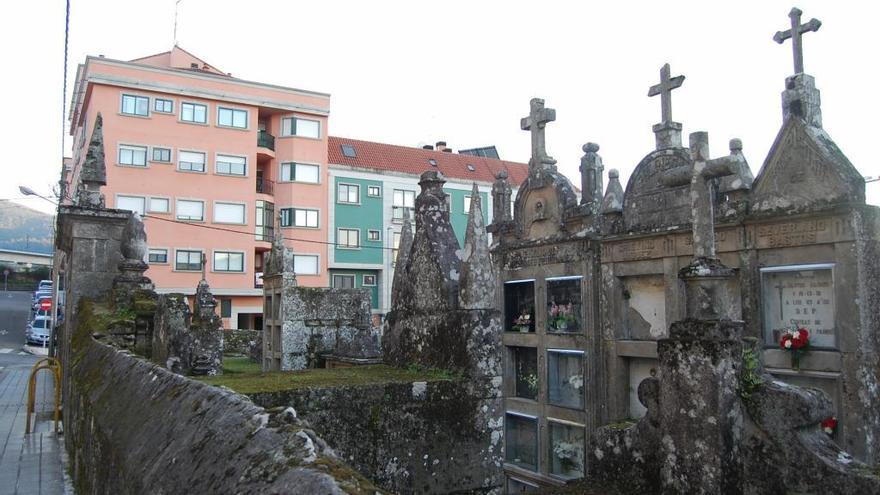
{"left": 791, "top": 349, "right": 801, "bottom": 371}
{"left": 557, "top": 319, "right": 567, "bottom": 331}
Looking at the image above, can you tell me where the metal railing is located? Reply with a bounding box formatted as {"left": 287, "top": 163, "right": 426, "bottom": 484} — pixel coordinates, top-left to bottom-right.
{"left": 257, "top": 130, "right": 275, "bottom": 151}
{"left": 256, "top": 177, "right": 274, "bottom": 195}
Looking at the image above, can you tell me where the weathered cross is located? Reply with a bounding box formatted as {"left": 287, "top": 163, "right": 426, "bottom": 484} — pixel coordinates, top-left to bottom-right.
{"left": 773, "top": 7, "right": 821, "bottom": 74}
{"left": 200, "top": 253, "right": 207, "bottom": 281}
{"left": 648, "top": 63, "right": 685, "bottom": 124}
{"left": 660, "top": 133, "right": 743, "bottom": 259}
{"left": 520, "top": 98, "right": 557, "bottom": 168}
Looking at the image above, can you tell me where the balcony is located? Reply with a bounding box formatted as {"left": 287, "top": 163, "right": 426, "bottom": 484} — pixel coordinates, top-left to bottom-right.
{"left": 256, "top": 177, "right": 274, "bottom": 195}
{"left": 257, "top": 130, "right": 276, "bottom": 160}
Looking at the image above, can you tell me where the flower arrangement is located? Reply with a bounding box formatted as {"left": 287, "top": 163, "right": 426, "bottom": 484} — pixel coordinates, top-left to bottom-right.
{"left": 549, "top": 302, "right": 577, "bottom": 331}
{"left": 523, "top": 373, "right": 538, "bottom": 396}
{"left": 552, "top": 440, "right": 583, "bottom": 474}
{"left": 821, "top": 416, "right": 837, "bottom": 435}
{"left": 779, "top": 326, "right": 810, "bottom": 370}
{"left": 568, "top": 374, "right": 584, "bottom": 391}
{"left": 513, "top": 312, "right": 532, "bottom": 332}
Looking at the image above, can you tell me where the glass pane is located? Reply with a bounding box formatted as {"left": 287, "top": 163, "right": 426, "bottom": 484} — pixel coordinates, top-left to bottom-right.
{"left": 215, "top": 203, "right": 244, "bottom": 223}
{"left": 148, "top": 198, "right": 169, "bottom": 212}
{"left": 547, "top": 277, "right": 583, "bottom": 333}
{"left": 122, "top": 96, "right": 135, "bottom": 114}
{"left": 295, "top": 118, "right": 320, "bottom": 138}
{"left": 116, "top": 196, "right": 145, "bottom": 215}
{"left": 282, "top": 118, "right": 293, "bottom": 136}
{"left": 296, "top": 164, "right": 319, "bottom": 183}
{"left": 295, "top": 209, "right": 307, "bottom": 226}
{"left": 505, "top": 281, "right": 535, "bottom": 333}
{"left": 177, "top": 200, "right": 203, "bottom": 220}
{"left": 219, "top": 108, "right": 232, "bottom": 126}
{"left": 214, "top": 252, "right": 229, "bottom": 271}
{"left": 182, "top": 104, "right": 194, "bottom": 121}
{"left": 232, "top": 110, "right": 247, "bottom": 128}
{"left": 548, "top": 422, "right": 585, "bottom": 479}
{"left": 548, "top": 351, "right": 585, "bottom": 409}
{"left": 348, "top": 186, "right": 359, "bottom": 203}
{"left": 194, "top": 105, "right": 206, "bottom": 123}
{"left": 761, "top": 267, "right": 835, "bottom": 348}
{"left": 512, "top": 346, "right": 538, "bottom": 400}
{"left": 505, "top": 414, "right": 538, "bottom": 470}
{"left": 136, "top": 97, "right": 148, "bottom": 115}
{"left": 293, "top": 255, "right": 318, "bottom": 275}
{"left": 393, "top": 190, "right": 403, "bottom": 206}
{"left": 306, "top": 210, "right": 318, "bottom": 227}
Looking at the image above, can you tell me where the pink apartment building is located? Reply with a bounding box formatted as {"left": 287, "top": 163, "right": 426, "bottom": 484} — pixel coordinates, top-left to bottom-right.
{"left": 66, "top": 46, "right": 331, "bottom": 330}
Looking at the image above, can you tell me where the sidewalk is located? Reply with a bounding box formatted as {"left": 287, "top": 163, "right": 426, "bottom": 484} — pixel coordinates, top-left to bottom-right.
{"left": 0, "top": 363, "right": 69, "bottom": 495}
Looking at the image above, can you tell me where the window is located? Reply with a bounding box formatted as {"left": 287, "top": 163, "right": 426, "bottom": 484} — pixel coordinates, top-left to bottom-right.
{"left": 147, "top": 248, "right": 168, "bottom": 264}
{"left": 255, "top": 200, "right": 274, "bottom": 242}
{"left": 505, "top": 413, "right": 538, "bottom": 470}
{"left": 280, "top": 208, "right": 319, "bottom": 228}
{"left": 392, "top": 231, "right": 402, "bottom": 266}
{"left": 175, "top": 250, "right": 203, "bottom": 271}
{"left": 392, "top": 189, "right": 415, "bottom": 220}
{"left": 293, "top": 255, "right": 319, "bottom": 275}
{"left": 340, "top": 144, "right": 357, "bottom": 157}
{"left": 548, "top": 350, "right": 585, "bottom": 409}
{"left": 362, "top": 274, "right": 377, "bottom": 286}
{"left": 181, "top": 102, "right": 207, "bottom": 123}
{"left": 280, "top": 162, "right": 320, "bottom": 183}
{"left": 220, "top": 298, "right": 232, "bottom": 318}
{"left": 548, "top": 421, "right": 585, "bottom": 479}
{"left": 428, "top": 158, "right": 437, "bottom": 167}
{"left": 505, "top": 280, "right": 535, "bottom": 333}
{"left": 216, "top": 155, "right": 247, "bottom": 176}
{"left": 333, "top": 274, "right": 356, "bottom": 289}
{"left": 154, "top": 98, "right": 173, "bottom": 114}
{"left": 367, "top": 230, "right": 381, "bottom": 242}
{"left": 214, "top": 251, "right": 245, "bottom": 272}
{"left": 148, "top": 197, "right": 169, "bottom": 213}
{"left": 214, "top": 202, "right": 246, "bottom": 224}
{"left": 152, "top": 147, "right": 171, "bottom": 163}
{"left": 463, "top": 195, "right": 472, "bottom": 213}
{"left": 547, "top": 277, "right": 583, "bottom": 333}
{"left": 512, "top": 346, "right": 538, "bottom": 400}
{"left": 116, "top": 195, "right": 145, "bottom": 215}
{"left": 281, "top": 117, "right": 320, "bottom": 138}
{"left": 176, "top": 199, "right": 204, "bottom": 221}
{"left": 367, "top": 185, "right": 381, "bottom": 197}
{"left": 337, "top": 183, "right": 360, "bottom": 204}
{"left": 218, "top": 107, "right": 248, "bottom": 129}
{"left": 178, "top": 151, "right": 206, "bottom": 172}
{"left": 119, "top": 145, "right": 147, "bottom": 167}
{"left": 121, "top": 94, "right": 149, "bottom": 116}
{"left": 337, "top": 228, "right": 360, "bottom": 249}
{"left": 466, "top": 164, "right": 476, "bottom": 172}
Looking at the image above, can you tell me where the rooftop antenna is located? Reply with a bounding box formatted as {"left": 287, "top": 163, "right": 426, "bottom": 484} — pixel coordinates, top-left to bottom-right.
{"left": 173, "top": 0, "right": 183, "bottom": 46}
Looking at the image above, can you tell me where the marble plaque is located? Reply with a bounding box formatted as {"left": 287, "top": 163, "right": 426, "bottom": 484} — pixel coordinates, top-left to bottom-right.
{"left": 761, "top": 265, "right": 835, "bottom": 348}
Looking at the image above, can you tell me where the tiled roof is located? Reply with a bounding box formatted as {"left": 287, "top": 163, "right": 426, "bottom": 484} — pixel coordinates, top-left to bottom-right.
{"left": 328, "top": 136, "right": 529, "bottom": 186}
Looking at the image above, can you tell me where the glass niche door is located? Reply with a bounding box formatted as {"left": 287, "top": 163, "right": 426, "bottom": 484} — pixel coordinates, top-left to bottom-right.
{"left": 546, "top": 276, "right": 583, "bottom": 333}
{"left": 504, "top": 279, "right": 535, "bottom": 333}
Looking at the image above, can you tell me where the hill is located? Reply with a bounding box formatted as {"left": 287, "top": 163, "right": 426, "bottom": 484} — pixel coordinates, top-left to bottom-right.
{"left": 0, "top": 201, "right": 54, "bottom": 254}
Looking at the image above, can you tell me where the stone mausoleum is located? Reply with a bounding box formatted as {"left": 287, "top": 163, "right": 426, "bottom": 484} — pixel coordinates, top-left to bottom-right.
{"left": 490, "top": 8, "right": 879, "bottom": 491}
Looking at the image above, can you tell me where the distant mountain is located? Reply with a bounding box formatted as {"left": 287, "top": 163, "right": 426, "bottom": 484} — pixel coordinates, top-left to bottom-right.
{"left": 0, "top": 201, "right": 54, "bottom": 254}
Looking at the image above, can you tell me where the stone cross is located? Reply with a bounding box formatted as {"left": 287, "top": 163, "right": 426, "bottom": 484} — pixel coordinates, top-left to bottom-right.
{"left": 774, "top": 8, "right": 821, "bottom": 75}
{"left": 648, "top": 63, "right": 685, "bottom": 124}
{"left": 660, "top": 132, "right": 742, "bottom": 259}
{"left": 200, "top": 253, "right": 207, "bottom": 282}
{"left": 520, "top": 98, "right": 557, "bottom": 168}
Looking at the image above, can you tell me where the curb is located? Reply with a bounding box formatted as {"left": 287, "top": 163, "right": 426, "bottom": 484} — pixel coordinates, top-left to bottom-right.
{"left": 21, "top": 345, "right": 49, "bottom": 356}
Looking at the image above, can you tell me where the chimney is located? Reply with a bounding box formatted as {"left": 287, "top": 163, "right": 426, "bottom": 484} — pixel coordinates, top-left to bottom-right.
{"left": 435, "top": 141, "right": 449, "bottom": 152}
{"left": 422, "top": 145, "right": 433, "bottom": 150}
{"left": 190, "top": 62, "right": 199, "bottom": 69}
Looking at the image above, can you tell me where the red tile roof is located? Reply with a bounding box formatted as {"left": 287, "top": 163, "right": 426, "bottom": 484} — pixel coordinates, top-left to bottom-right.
{"left": 328, "top": 136, "right": 529, "bottom": 186}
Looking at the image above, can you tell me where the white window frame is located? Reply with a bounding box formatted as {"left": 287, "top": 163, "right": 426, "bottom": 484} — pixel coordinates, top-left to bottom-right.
{"left": 281, "top": 116, "right": 321, "bottom": 138}
{"left": 180, "top": 101, "right": 208, "bottom": 124}
{"left": 151, "top": 146, "right": 172, "bottom": 163}
{"left": 280, "top": 207, "right": 320, "bottom": 229}
{"left": 115, "top": 194, "right": 146, "bottom": 215}
{"left": 362, "top": 274, "right": 377, "bottom": 286}
{"left": 367, "top": 185, "right": 381, "bottom": 197}
{"left": 212, "top": 250, "right": 246, "bottom": 273}
{"left": 213, "top": 201, "right": 247, "bottom": 225}
{"left": 293, "top": 254, "right": 320, "bottom": 275}
{"left": 147, "top": 196, "right": 170, "bottom": 214}
{"left": 217, "top": 106, "right": 249, "bottom": 129}
{"left": 118, "top": 144, "right": 148, "bottom": 167}
{"left": 178, "top": 150, "right": 207, "bottom": 173}
{"left": 147, "top": 248, "right": 169, "bottom": 264}
{"left": 174, "top": 249, "right": 203, "bottom": 272}
{"left": 280, "top": 162, "right": 320, "bottom": 184}
{"left": 392, "top": 189, "right": 416, "bottom": 220}
{"left": 337, "top": 183, "right": 360, "bottom": 205}
{"left": 215, "top": 153, "right": 247, "bottom": 176}
{"left": 153, "top": 98, "right": 174, "bottom": 114}
{"left": 120, "top": 93, "right": 149, "bottom": 117}
{"left": 176, "top": 199, "right": 205, "bottom": 222}
{"left": 337, "top": 228, "right": 360, "bottom": 249}
{"left": 367, "top": 229, "right": 381, "bottom": 242}
{"left": 463, "top": 195, "right": 472, "bottom": 214}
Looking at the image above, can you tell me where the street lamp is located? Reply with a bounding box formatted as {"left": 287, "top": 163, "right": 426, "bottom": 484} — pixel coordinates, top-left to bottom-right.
{"left": 18, "top": 186, "right": 58, "bottom": 206}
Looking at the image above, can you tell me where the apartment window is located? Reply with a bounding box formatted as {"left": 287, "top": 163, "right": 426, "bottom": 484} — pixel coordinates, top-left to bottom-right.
{"left": 332, "top": 274, "right": 356, "bottom": 289}
{"left": 216, "top": 155, "right": 247, "bottom": 176}
{"left": 362, "top": 274, "right": 377, "bottom": 286}
{"left": 367, "top": 229, "right": 381, "bottom": 242}
{"left": 392, "top": 232, "right": 402, "bottom": 266}
{"left": 178, "top": 151, "right": 206, "bottom": 172}
{"left": 116, "top": 195, "right": 145, "bottom": 215}
{"left": 337, "top": 228, "right": 360, "bottom": 249}
{"left": 367, "top": 185, "right": 381, "bottom": 197}
{"left": 151, "top": 147, "right": 172, "bottom": 163}
{"left": 214, "top": 202, "right": 246, "bottom": 224}
{"left": 176, "top": 199, "right": 204, "bottom": 221}
{"left": 119, "top": 144, "right": 147, "bottom": 167}
{"left": 281, "top": 117, "right": 320, "bottom": 138}
{"left": 293, "top": 255, "right": 319, "bottom": 275}
{"left": 154, "top": 98, "right": 173, "bottom": 114}
{"left": 463, "top": 195, "right": 472, "bottom": 213}
{"left": 220, "top": 298, "right": 232, "bottom": 318}
{"left": 175, "top": 250, "right": 203, "bottom": 271}
{"left": 214, "top": 251, "right": 245, "bottom": 272}
{"left": 147, "top": 248, "right": 168, "bottom": 264}
{"left": 218, "top": 107, "right": 248, "bottom": 129}
{"left": 147, "top": 197, "right": 170, "bottom": 213}
{"left": 121, "top": 94, "right": 149, "bottom": 116}
{"left": 280, "top": 162, "right": 319, "bottom": 183}
{"left": 181, "top": 102, "right": 208, "bottom": 123}
{"left": 255, "top": 200, "right": 274, "bottom": 242}
{"left": 392, "top": 189, "right": 415, "bottom": 220}
{"left": 280, "top": 207, "right": 319, "bottom": 228}
{"left": 337, "top": 183, "right": 359, "bottom": 204}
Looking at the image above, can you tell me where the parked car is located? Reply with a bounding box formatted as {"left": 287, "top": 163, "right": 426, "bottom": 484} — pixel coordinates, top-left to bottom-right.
{"left": 32, "top": 289, "right": 52, "bottom": 304}
{"left": 37, "top": 280, "right": 52, "bottom": 291}
{"left": 26, "top": 316, "right": 52, "bottom": 347}
{"left": 33, "top": 295, "right": 52, "bottom": 314}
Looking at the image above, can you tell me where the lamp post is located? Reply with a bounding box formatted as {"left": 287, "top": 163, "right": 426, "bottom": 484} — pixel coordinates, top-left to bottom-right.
{"left": 18, "top": 186, "right": 59, "bottom": 206}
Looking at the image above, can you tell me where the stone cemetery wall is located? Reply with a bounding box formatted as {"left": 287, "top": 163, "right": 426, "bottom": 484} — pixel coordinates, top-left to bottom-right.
{"left": 223, "top": 327, "right": 262, "bottom": 361}
{"left": 66, "top": 299, "right": 380, "bottom": 495}
{"left": 248, "top": 378, "right": 502, "bottom": 494}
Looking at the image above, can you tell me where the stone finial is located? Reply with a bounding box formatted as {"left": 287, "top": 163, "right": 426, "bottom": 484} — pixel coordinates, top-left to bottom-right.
{"left": 520, "top": 98, "right": 557, "bottom": 170}
{"left": 120, "top": 212, "right": 148, "bottom": 261}
{"left": 600, "top": 169, "right": 624, "bottom": 215}
{"left": 79, "top": 113, "right": 107, "bottom": 208}
{"left": 390, "top": 208, "right": 413, "bottom": 310}
{"left": 491, "top": 169, "right": 512, "bottom": 224}
{"left": 648, "top": 64, "right": 685, "bottom": 150}
{"left": 579, "top": 142, "right": 604, "bottom": 210}
{"left": 459, "top": 184, "right": 496, "bottom": 310}
{"left": 782, "top": 73, "right": 822, "bottom": 128}
{"left": 719, "top": 138, "right": 755, "bottom": 194}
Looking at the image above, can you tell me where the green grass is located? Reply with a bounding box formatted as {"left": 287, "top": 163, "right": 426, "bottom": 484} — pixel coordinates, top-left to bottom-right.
{"left": 198, "top": 363, "right": 455, "bottom": 394}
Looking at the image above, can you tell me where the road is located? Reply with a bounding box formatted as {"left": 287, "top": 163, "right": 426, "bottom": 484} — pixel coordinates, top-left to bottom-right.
{"left": 0, "top": 290, "right": 69, "bottom": 494}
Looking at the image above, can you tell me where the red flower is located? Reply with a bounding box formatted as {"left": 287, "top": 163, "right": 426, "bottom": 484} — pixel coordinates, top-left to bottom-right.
{"left": 798, "top": 328, "right": 809, "bottom": 340}
{"left": 821, "top": 416, "right": 837, "bottom": 435}
{"left": 780, "top": 334, "right": 793, "bottom": 349}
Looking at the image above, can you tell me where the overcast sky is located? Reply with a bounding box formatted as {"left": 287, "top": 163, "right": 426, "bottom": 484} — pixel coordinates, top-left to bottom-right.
{"left": 1, "top": 0, "right": 877, "bottom": 215}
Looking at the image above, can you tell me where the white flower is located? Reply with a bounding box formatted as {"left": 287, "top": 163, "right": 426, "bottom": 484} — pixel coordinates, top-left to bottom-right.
{"left": 568, "top": 375, "right": 584, "bottom": 390}
{"left": 784, "top": 340, "right": 792, "bottom": 349}
{"left": 824, "top": 426, "right": 834, "bottom": 435}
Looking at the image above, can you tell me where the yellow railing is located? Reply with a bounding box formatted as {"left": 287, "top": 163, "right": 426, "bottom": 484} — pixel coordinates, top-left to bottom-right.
{"left": 25, "top": 357, "right": 61, "bottom": 434}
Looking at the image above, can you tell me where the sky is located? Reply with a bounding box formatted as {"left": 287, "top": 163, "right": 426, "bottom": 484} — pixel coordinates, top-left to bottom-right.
{"left": 0, "top": 0, "right": 877, "bottom": 215}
